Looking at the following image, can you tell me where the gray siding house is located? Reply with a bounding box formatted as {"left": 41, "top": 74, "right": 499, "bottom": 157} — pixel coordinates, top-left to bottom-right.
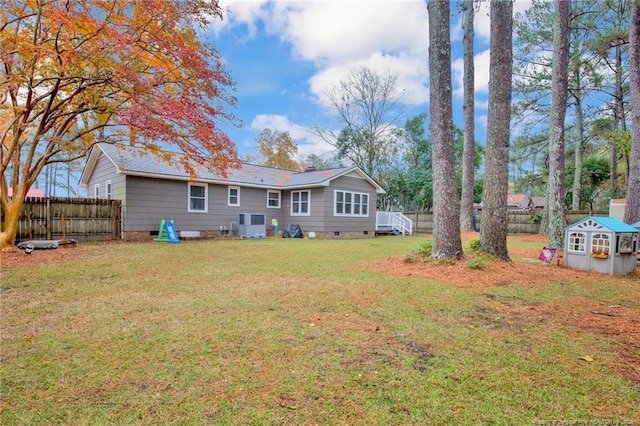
{"left": 80, "top": 143, "right": 385, "bottom": 240}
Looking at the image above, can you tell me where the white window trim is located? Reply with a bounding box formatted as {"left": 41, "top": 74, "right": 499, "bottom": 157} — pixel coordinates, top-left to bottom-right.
{"left": 105, "top": 180, "right": 112, "bottom": 200}
{"left": 94, "top": 184, "right": 100, "bottom": 199}
{"left": 228, "top": 186, "right": 240, "bottom": 207}
{"left": 188, "top": 182, "right": 208, "bottom": 213}
{"left": 267, "top": 190, "right": 281, "bottom": 209}
{"left": 334, "top": 190, "right": 369, "bottom": 217}
{"left": 591, "top": 233, "right": 611, "bottom": 254}
{"left": 291, "top": 190, "right": 311, "bottom": 216}
{"left": 567, "top": 231, "right": 586, "bottom": 253}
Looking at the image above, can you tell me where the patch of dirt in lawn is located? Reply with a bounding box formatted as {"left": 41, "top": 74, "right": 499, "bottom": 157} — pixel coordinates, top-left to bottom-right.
{"left": 1, "top": 244, "right": 104, "bottom": 268}
{"left": 371, "top": 231, "right": 640, "bottom": 386}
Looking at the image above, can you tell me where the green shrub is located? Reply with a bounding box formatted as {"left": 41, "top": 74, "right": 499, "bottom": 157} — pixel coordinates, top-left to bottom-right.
{"left": 413, "top": 240, "right": 433, "bottom": 257}
{"left": 467, "top": 257, "right": 487, "bottom": 270}
{"left": 468, "top": 239, "right": 481, "bottom": 252}
{"left": 528, "top": 211, "right": 544, "bottom": 224}
{"left": 403, "top": 253, "right": 419, "bottom": 263}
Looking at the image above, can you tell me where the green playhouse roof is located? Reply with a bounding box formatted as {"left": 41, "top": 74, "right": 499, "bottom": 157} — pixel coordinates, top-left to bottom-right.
{"left": 566, "top": 216, "right": 639, "bottom": 233}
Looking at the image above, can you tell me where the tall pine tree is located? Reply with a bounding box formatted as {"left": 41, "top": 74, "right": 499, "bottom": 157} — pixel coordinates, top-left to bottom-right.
{"left": 624, "top": 0, "right": 640, "bottom": 224}
{"left": 460, "top": 0, "right": 476, "bottom": 232}
{"left": 428, "top": 0, "right": 463, "bottom": 259}
{"left": 546, "top": 0, "right": 570, "bottom": 248}
{"left": 480, "top": 0, "right": 513, "bottom": 261}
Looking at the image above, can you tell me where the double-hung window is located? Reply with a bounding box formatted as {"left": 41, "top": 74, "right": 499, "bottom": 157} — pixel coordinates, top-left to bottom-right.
{"left": 267, "top": 190, "right": 281, "bottom": 208}
{"left": 228, "top": 186, "right": 240, "bottom": 207}
{"left": 105, "top": 180, "right": 112, "bottom": 200}
{"left": 188, "top": 183, "right": 208, "bottom": 212}
{"left": 291, "top": 190, "right": 310, "bottom": 215}
{"left": 334, "top": 190, "right": 369, "bottom": 217}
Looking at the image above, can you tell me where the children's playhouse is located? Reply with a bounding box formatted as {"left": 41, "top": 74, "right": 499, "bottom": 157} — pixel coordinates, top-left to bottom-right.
{"left": 564, "top": 217, "right": 639, "bottom": 275}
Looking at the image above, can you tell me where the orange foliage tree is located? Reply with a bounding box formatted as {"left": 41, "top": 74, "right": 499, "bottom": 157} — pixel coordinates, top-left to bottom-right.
{"left": 0, "top": 0, "right": 240, "bottom": 249}
{"left": 255, "top": 128, "right": 304, "bottom": 171}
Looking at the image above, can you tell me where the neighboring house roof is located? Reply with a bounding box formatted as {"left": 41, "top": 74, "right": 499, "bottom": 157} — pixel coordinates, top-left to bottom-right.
{"left": 80, "top": 143, "right": 385, "bottom": 194}
{"left": 531, "top": 197, "right": 546, "bottom": 207}
{"left": 507, "top": 193, "right": 545, "bottom": 209}
{"left": 8, "top": 188, "right": 45, "bottom": 198}
{"left": 566, "top": 216, "right": 639, "bottom": 233}
{"left": 507, "top": 193, "right": 526, "bottom": 207}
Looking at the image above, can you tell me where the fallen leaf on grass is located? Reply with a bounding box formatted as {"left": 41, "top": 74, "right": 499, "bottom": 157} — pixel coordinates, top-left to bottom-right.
{"left": 580, "top": 355, "right": 595, "bottom": 362}
{"left": 276, "top": 399, "right": 298, "bottom": 410}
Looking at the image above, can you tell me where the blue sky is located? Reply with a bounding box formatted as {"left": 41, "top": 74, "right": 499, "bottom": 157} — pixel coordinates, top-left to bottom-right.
{"left": 206, "top": 0, "right": 532, "bottom": 163}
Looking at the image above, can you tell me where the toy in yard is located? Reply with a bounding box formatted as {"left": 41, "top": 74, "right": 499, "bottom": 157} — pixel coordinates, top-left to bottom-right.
{"left": 155, "top": 219, "right": 181, "bottom": 244}
{"left": 538, "top": 247, "right": 557, "bottom": 263}
{"left": 17, "top": 214, "right": 78, "bottom": 254}
{"left": 564, "top": 217, "right": 638, "bottom": 275}
{"left": 16, "top": 238, "right": 78, "bottom": 254}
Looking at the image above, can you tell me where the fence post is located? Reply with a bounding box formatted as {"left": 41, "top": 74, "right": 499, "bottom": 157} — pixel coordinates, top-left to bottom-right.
{"left": 46, "top": 197, "right": 51, "bottom": 240}
{"left": 111, "top": 201, "right": 121, "bottom": 239}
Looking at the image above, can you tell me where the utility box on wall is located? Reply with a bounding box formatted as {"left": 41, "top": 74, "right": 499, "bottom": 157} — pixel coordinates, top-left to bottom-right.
{"left": 238, "top": 213, "right": 266, "bottom": 238}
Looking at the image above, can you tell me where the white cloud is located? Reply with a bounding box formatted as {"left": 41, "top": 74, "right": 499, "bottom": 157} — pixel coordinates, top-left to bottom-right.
{"left": 279, "top": 1, "right": 428, "bottom": 65}
{"left": 474, "top": 1, "right": 491, "bottom": 41}
{"left": 472, "top": 49, "right": 491, "bottom": 95}
{"left": 279, "top": 1, "right": 429, "bottom": 110}
{"left": 474, "top": 1, "right": 532, "bottom": 41}
{"left": 215, "top": 1, "right": 429, "bottom": 109}
{"left": 308, "top": 51, "right": 429, "bottom": 113}
{"left": 211, "top": 0, "right": 270, "bottom": 37}
{"left": 476, "top": 113, "right": 487, "bottom": 131}
{"left": 452, "top": 48, "right": 491, "bottom": 102}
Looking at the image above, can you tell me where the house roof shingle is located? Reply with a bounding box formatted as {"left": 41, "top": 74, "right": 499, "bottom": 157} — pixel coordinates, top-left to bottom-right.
{"left": 80, "top": 143, "right": 385, "bottom": 193}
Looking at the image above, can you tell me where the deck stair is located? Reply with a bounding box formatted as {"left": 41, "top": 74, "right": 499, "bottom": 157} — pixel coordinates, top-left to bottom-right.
{"left": 375, "top": 212, "right": 413, "bottom": 236}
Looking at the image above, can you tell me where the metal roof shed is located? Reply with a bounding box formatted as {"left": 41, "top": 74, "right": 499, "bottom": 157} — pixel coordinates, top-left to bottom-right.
{"left": 564, "top": 217, "right": 639, "bottom": 275}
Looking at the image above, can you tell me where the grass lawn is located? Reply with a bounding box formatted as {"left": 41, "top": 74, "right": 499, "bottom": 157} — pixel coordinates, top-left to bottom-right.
{"left": 1, "top": 235, "right": 639, "bottom": 425}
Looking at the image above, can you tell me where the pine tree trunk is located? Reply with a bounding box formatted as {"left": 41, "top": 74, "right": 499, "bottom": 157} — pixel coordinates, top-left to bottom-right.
{"left": 546, "top": 0, "right": 570, "bottom": 249}
{"left": 428, "top": 0, "right": 463, "bottom": 259}
{"left": 460, "top": 0, "right": 476, "bottom": 232}
{"left": 479, "top": 0, "right": 512, "bottom": 261}
{"left": 570, "top": 66, "right": 585, "bottom": 212}
{"left": 611, "top": 43, "right": 626, "bottom": 192}
{"left": 624, "top": 0, "right": 640, "bottom": 224}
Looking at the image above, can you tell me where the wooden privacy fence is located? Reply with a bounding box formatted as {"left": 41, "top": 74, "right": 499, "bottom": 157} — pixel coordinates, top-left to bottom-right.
{"left": 3, "top": 197, "right": 122, "bottom": 243}
{"left": 404, "top": 210, "right": 608, "bottom": 234}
